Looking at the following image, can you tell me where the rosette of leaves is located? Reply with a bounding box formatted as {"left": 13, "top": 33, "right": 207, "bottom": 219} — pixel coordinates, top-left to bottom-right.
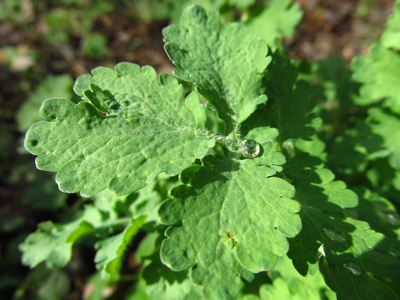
{"left": 22, "top": 4, "right": 400, "bottom": 300}
{"left": 24, "top": 5, "right": 302, "bottom": 299}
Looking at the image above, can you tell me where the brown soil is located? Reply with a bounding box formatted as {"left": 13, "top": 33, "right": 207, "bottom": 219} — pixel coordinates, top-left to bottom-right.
{"left": 286, "top": 0, "right": 395, "bottom": 62}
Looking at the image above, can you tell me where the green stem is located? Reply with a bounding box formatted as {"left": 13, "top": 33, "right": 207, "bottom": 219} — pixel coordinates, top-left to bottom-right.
{"left": 94, "top": 217, "right": 132, "bottom": 230}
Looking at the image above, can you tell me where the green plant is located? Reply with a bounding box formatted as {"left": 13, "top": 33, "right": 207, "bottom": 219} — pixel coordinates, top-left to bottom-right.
{"left": 20, "top": 3, "right": 400, "bottom": 300}
{"left": 126, "top": 0, "right": 302, "bottom": 47}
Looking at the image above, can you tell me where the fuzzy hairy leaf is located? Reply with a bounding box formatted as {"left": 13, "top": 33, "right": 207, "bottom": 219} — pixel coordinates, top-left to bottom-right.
{"left": 159, "top": 155, "right": 301, "bottom": 299}
{"left": 25, "top": 63, "right": 215, "bottom": 196}
{"left": 164, "top": 5, "right": 270, "bottom": 134}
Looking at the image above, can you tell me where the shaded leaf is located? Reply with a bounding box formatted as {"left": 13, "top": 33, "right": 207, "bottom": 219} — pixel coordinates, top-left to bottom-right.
{"left": 95, "top": 216, "right": 146, "bottom": 279}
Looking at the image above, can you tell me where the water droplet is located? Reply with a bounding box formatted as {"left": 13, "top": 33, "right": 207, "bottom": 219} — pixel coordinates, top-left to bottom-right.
{"left": 343, "top": 261, "right": 363, "bottom": 276}
{"left": 241, "top": 140, "right": 260, "bottom": 158}
{"left": 323, "top": 227, "right": 347, "bottom": 243}
{"left": 317, "top": 244, "right": 325, "bottom": 259}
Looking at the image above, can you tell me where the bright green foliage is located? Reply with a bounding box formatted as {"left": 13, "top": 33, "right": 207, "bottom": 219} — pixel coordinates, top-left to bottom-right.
{"left": 230, "top": 0, "right": 255, "bottom": 9}
{"left": 95, "top": 216, "right": 145, "bottom": 279}
{"left": 260, "top": 256, "right": 336, "bottom": 300}
{"left": 246, "top": 0, "right": 302, "bottom": 47}
{"left": 16, "top": 74, "right": 77, "bottom": 132}
{"left": 130, "top": 231, "right": 204, "bottom": 300}
{"left": 381, "top": 1, "right": 400, "bottom": 49}
{"left": 351, "top": 43, "right": 400, "bottom": 113}
{"left": 352, "top": 188, "right": 400, "bottom": 243}
{"left": 164, "top": 5, "right": 270, "bottom": 133}
{"left": 20, "top": 3, "right": 400, "bottom": 300}
{"left": 363, "top": 108, "right": 400, "bottom": 171}
{"left": 19, "top": 206, "right": 102, "bottom": 269}
{"left": 25, "top": 65, "right": 215, "bottom": 197}
{"left": 159, "top": 155, "right": 301, "bottom": 299}
{"left": 159, "top": 0, "right": 301, "bottom": 32}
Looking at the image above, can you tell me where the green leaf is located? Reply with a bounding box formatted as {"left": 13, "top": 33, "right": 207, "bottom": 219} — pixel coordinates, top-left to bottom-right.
{"left": 159, "top": 155, "right": 301, "bottom": 299}
{"left": 20, "top": 206, "right": 102, "bottom": 268}
{"left": 163, "top": 5, "right": 270, "bottom": 134}
{"left": 286, "top": 167, "right": 400, "bottom": 299}
{"left": 17, "top": 266, "right": 70, "bottom": 300}
{"left": 131, "top": 231, "right": 203, "bottom": 300}
{"left": 319, "top": 250, "right": 398, "bottom": 300}
{"left": 264, "top": 48, "right": 317, "bottom": 143}
{"left": 246, "top": 0, "right": 302, "bottom": 47}
{"left": 82, "top": 33, "right": 108, "bottom": 60}
{"left": 25, "top": 63, "right": 216, "bottom": 196}
{"left": 381, "top": 1, "right": 400, "bottom": 49}
{"left": 260, "top": 256, "right": 336, "bottom": 300}
{"left": 94, "top": 216, "right": 146, "bottom": 278}
{"left": 364, "top": 108, "right": 400, "bottom": 171}
{"left": 349, "top": 188, "right": 400, "bottom": 245}
{"left": 230, "top": 0, "right": 255, "bottom": 9}
{"left": 351, "top": 43, "right": 400, "bottom": 113}
{"left": 16, "top": 74, "right": 77, "bottom": 132}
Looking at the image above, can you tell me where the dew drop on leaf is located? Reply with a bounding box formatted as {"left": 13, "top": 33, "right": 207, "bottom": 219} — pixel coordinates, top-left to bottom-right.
{"left": 241, "top": 140, "right": 260, "bottom": 158}
{"left": 323, "top": 227, "right": 347, "bottom": 243}
{"left": 343, "top": 261, "right": 363, "bottom": 276}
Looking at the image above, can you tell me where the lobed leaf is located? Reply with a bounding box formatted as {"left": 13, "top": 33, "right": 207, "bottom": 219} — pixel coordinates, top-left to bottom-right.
{"left": 264, "top": 48, "right": 317, "bottom": 143}
{"left": 159, "top": 155, "right": 301, "bottom": 299}
{"left": 132, "top": 231, "right": 204, "bottom": 300}
{"left": 351, "top": 43, "right": 400, "bottom": 114}
{"left": 25, "top": 63, "right": 215, "bottom": 196}
{"left": 287, "top": 168, "right": 400, "bottom": 299}
{"left": 94, "top": 216, "right": 146, "bottom": 278}
{"left": 260, "top": 256, "right": 336, "bottom": 300}
{"left": 163, "top": 5, "right": 270, "bottom": 134}
{"left": 20, "top": 206, "right": 102, "bottom": 269}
